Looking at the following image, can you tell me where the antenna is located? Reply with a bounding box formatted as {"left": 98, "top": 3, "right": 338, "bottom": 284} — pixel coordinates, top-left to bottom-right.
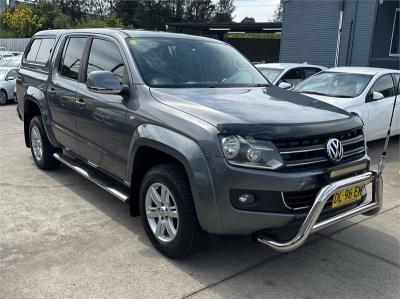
{"left": 378, "top": 76, "right": 400, "bottom": 175}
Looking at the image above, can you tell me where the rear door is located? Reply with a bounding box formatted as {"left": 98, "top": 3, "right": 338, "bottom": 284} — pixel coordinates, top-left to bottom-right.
{"left": 365, "top": 74, "right": 397, "bottom": 140}
{"left": 75, "top": 37, "right": 130, "bottom": 180}
{"left": 47, "top": 36, "right": 88, "bottom": 153}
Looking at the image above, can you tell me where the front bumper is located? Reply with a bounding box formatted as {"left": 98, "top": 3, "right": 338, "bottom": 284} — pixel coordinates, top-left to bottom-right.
{"left": 256, "top": 171, "right": 382, "bottom": 252}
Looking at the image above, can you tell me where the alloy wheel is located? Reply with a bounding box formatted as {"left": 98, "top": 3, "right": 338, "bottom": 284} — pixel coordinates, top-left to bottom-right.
{"left": 145, "top": 183, "right": 179, "bottom": 242}
{"left": 31, "top": 125, "right": 43, "bottom": 161}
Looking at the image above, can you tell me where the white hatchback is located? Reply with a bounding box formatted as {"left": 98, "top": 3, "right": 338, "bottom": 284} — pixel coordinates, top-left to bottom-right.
{"left": 292, "top": 67, "right": 400, "bottom": 142}
{"left": 255, "top": 63, "right": 326, "bottom": 88}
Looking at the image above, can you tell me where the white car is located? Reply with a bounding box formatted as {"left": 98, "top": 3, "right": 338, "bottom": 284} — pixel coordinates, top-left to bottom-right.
{"left": 255, "top": 63, "right": 326, "bottom": 88}
{"left": 292, "top": 67, "right": 400, "bottom": 142}
{"left": 0, "top": 67, "right": 18, "bottom": 105}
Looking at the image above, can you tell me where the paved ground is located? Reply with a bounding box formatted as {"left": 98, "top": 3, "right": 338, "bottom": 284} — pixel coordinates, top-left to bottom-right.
{"left": 1, "top": 103, "right": 399, "bottom": 299}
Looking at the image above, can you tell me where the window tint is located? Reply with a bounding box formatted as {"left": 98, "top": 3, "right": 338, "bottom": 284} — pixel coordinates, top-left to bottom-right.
{"left": 60, "top": 37, "right": 87, "bottom": 80}
{"left": 86, "top": 39, "right": 126, "bottom": 83}
{"left": 392, "top": 74, "right": 400, "bottom": 95}
{"left": 26, "top": 39, "right": 41, "bottom": 61}
{"left": 36, "top": 38, "right": 55, "bottom": 63}
{"left": 281, "top": 68, "right": 303, "bottom": 85}
{"left": 6, "top": 69, "right": 18, "bottom": 80}
{"left": 370, "top": 75, "right": 395, "bottom": 98}
{"left": 303, "top": 68, "right": 320, "bottom": 78}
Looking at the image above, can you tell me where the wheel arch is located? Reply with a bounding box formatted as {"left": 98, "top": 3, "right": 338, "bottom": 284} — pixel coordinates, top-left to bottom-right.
{"left": 127, "top": 124, "right": 223, "bottom": 234}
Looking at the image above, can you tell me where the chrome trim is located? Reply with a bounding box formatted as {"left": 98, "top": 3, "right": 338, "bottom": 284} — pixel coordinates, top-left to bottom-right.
{"left": 281, "top": 192, "right": 311, "bottom": 211}
{"left": 341, "top": 135, "right": 364, "bottom": 146}
{"left": 257, "top": 171, "right": 382, "bottom": 252}
{"left": 343, "top": 147, "right": 365, "bottom": 158}
{"left": 53, "top": 153, "right": 129, "bottom": 202}
{"left": 285, "top": 158, "right": 328, "bottom": 167}
{"left": 280, "top": 146, "right": 324, "bottom": 154}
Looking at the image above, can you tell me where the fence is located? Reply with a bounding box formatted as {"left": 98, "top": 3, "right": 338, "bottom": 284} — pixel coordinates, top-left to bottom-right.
{"left": 226, "top": 38, "right": 281, "bottom": 63}
{"left": 0, "top": 38, "right": 30, "bottom": 52}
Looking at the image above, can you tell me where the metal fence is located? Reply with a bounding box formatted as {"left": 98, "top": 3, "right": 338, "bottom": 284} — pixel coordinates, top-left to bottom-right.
{"left": 0, "top": 38, "right": 30, "bottom": 52}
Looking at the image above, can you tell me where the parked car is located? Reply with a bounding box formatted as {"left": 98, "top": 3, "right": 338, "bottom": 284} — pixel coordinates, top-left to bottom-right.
{"left": 255, "top": 63, "right": 326, "bottom": 88}
{"left": 17, "top": 29, "right": 383, "bottom": 258}
{"left": 0, "top": 67, "right": 18, "bottom": 105}
{"left": 292, "top": 67, "right": 400, "bottom": 142}
{"left": 0, "top": 52, "right": 15, "bottom": 60}
{"left": 0, "top": 55, "right": 22, "bottom": 68}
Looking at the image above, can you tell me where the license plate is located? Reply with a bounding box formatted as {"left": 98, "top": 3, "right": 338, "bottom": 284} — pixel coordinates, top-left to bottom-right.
{"left": 332, "top": 185, "right": 365, "bottom": 208}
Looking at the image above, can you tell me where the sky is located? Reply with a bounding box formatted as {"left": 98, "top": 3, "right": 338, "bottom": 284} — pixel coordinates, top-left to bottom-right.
{"left": 232, "top": 0, "right": 281, "bottom": 22}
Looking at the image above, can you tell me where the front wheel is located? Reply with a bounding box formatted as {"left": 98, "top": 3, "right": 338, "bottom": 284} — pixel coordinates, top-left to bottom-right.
{"left": 29, "top": 116, "right": 60, "bottom": 170}
{"left": 140, "top": 164, "right": 206, "bottom": 258}
{"left": 0, "top": 90, "right": 7, "bottom": 105}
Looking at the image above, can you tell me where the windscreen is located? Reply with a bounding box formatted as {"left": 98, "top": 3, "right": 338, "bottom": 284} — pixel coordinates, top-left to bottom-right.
{"left": 258, "top": 67, "right": 284, "bottom": 83}
{"left": 293, "top": 72, "right": 373, "bottom": 98}
{"left": 127, "top": 37, "right": 269, "bottom": 87}
{"left": 0, "top": 57, "right": 21, "bottom": 68}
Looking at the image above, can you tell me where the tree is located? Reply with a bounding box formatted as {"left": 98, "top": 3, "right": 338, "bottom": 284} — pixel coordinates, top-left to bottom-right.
{"left": 241, "top": 16, "right": 255, "bottom": 24}
{"left": 32, "top": 0, "right": 63, "bottom": 30}
{"left": 53, "top": 0, "right": 89, "bottom": 23}
{"left": 114, "top": 0, "right": 140, "bottom": 27}
{"left": 184, "top": 0, "right": 216, "bottom": 23}
{"left": 214, "top": 0, "right": 234, "bottom": 23}
{"left": 2, "top": 4, "right": 44, "bottom": 37}
{"left": 272, "top": 1, "right": 283, "bottom": 22}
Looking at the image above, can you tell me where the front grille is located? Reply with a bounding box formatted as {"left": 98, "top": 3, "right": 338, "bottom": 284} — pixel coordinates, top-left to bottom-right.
{"left": 275, "top": 128, "right": 365, "bottom": 169}
{"left": 282, "top": 190, "right": 334, "bottom": 210}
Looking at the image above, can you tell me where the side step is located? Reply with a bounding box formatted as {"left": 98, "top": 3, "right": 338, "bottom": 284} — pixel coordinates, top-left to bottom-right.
{"left": 53, "top": 153, "right": 129, "bottom": 202}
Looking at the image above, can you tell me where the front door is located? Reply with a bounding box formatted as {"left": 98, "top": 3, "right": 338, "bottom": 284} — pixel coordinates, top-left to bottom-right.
{"left": 365, "top": 74, "right": 397, "bottom": 140}
{"left": 75, "top": 37, "right": 130, "bottom": 180}
{"left": 47, "top": 37, "right": 88, "bottom": 153}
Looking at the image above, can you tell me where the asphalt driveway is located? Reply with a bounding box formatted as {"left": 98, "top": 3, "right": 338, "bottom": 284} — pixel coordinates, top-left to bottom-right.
{"left": 1, "top": 104, "right": 399, "bottom": 298}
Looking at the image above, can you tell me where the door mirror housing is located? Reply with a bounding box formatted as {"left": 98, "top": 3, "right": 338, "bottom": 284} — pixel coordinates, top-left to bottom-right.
{"left": 87, "top": 71, "right": 129, "bottom": 96}
{"left": 367, "top": 91, "right": 384, "bottom": 102}
{"left": 278, "top": 82, "right": 292, "bottom": 89}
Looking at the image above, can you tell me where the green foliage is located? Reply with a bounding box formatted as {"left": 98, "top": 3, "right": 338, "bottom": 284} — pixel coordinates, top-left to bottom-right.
{"left": 226, "top": 32, "right": 281, "bottom": 40}
{"left": 241, "top": 17, "right": 256, "bottom": 24}
{"left": 214, "top": 0, "right": 235, "bottom": 23}
{"left": 2, "top": 4, "right": 44, "bottom": 37}
{"left": 75, "top": 14, "right": 123, "bottom": 28}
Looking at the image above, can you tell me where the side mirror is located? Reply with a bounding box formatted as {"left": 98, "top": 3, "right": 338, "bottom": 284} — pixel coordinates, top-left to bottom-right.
{"left": 5, "top": 75, "right": 16, "bottom": 81}
{"left": 278, "top": 82, "right": 292, "bottom": 89}
{"left": 87, "top": 71, "right": 129, "bottom": 96}
{"left": 372, "top": 91, "right": 384, "bottom": 101}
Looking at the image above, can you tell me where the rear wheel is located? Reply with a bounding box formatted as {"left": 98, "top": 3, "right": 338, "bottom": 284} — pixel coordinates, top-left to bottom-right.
{"left": 29, "top": 116, "right": 60, "bottom": 170}
{"left": 140, "top": 164, "right": 206, "bottom": 258}
{"left": 0, "top": 90, "right": 7, "bottom": 105}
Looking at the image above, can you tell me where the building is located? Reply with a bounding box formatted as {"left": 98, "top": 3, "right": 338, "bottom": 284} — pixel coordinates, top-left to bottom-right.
{"left": 167, "top": 22, "right": 282, "bottom": 63}
{"left": 280, "top": 0, "right": 399, "bottom": 69}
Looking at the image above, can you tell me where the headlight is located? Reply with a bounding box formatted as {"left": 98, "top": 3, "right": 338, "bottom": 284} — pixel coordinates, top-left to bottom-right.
{"left": 220, "top": 135, "right": 284, "bottom": 170}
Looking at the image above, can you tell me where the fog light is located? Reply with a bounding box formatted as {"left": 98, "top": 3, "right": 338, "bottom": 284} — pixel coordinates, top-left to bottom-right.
{"left": 247, "top": 148, "right": 262, "bottom": 162}
{"left": 238, "top": 193, "right": 256, "bottom": 205}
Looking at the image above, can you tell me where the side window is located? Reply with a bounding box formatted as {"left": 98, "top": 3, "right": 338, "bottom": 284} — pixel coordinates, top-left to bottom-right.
{"left": 303, "top": 68, "right": 320, "bottom": 79}
{"left": 59, "top": 37, "right": 87, "bottom": 81}
{"left": 280, "top": 68, "right": 303, "bottom": 86}
{"left": 86, "top": 39, "right": 126, "bottom": 84}
{"left": 25, "top": 38, "right": 55, "bottom": 64}
{"left": 26, "top": 39, "right": 41, "bottom": 61}
{"left": 6, "top": 69, "right": 18, "bottom": 80}
{"left": 36, "top": 38, "right": 55, "bottom": 64}
{"left": 393, "top": 74, "right": 400, "bottom": 95}
{"left": 369, "top": 75, "right": 395, "bottom": 99}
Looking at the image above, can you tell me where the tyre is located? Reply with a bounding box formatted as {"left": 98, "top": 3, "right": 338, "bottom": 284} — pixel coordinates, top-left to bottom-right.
{"left": 29, "top": 116, "right": 60, "bottom": 170}
{"left": 0, "top": 90, "right": 7, "bottom": 106}
{"left": 140, "top": 164, "right": 206, "bottom": 258}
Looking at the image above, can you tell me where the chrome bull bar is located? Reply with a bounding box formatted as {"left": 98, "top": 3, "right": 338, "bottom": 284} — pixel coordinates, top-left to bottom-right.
{"left": 257, "top": 171, "right": 383, "bottom": 252}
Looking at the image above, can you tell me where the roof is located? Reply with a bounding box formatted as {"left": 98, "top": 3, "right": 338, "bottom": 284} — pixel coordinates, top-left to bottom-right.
{"left": 34, "top": 28, "right": 223, "bottom": 43}
{"left": 255, "top": 63, "right": 325, "bottom": 69}
{"left": 327, "top": 67, "right": 400, "bottom": 75}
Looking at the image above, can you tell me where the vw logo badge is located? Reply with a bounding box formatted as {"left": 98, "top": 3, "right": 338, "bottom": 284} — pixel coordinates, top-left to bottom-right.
{"left": 326, "top": 138, "right": 344, "bottom": 163}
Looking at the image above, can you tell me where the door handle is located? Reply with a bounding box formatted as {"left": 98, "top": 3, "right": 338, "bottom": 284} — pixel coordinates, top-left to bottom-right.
{"left": 76, "top": 98, "right": 86, "bottom": 109}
